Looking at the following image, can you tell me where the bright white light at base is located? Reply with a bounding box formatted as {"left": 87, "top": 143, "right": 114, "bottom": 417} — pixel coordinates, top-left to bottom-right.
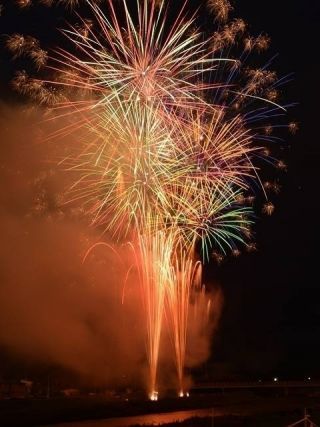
{"left": 150, "top": 391, "right": 158, "bottom": 401}
{"left": 179, "top": 391, "right": 184, "bottom": 398}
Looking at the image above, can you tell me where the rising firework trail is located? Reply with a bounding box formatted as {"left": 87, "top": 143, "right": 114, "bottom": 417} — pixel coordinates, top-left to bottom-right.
{"left": 6, "top": 0, "right": 293, "bottom": 397}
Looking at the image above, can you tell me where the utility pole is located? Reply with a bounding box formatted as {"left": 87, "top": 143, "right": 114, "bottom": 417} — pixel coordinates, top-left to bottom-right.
{"left": 286, "top": 408, "right": 318, "bottom": 427}
{"left": 211, "top": 407, "right": 214, "bottom": 427}
{"left": 46, "top": 373, "right": 50, "bottom": 399}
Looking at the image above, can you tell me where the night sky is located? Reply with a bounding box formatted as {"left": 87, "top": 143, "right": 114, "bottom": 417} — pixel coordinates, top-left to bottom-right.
{"left": 210, "top": 0, "right": 320, "bottom": 379}
{"left": 0, "top": 0, "right": 319, "bottom": 383}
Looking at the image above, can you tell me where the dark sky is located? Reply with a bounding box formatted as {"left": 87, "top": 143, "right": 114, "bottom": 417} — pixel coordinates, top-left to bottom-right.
{"left": 209, "top": 0, "right": 320, "bottom": 379}
{"left": 0, "top": 0, "right": 319, "bottom": 382}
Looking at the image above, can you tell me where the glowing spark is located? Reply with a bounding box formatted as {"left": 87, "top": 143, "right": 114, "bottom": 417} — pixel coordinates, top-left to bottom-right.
{"left": 30, "top": 49, "right": 48, "bottom": 69}
{"left": 263, "top": 202, "right": 275, "bottom": 216}
{"left": 16, "top": 0, "right": 32, "bottom": 8}
{"left": 207, "top": 0, "right": 233, "bottom": 22}
{"left": 289, "top": 122, "right": 299, "bottom": 134}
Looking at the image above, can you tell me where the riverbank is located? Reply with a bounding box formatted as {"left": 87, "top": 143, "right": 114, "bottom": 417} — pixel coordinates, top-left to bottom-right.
{"left": 1, "top": 393, "right": 320, "bottom": 426}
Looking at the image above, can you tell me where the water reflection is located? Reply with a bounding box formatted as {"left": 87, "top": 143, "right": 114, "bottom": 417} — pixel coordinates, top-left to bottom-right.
{"left": 50, "top": 408, "right": 220, "bottom": 427}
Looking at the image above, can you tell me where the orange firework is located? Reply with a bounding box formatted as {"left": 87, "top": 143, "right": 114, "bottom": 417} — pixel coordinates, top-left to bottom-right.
{"left": 7, "top": 0, "right": 292, "bottom": 398}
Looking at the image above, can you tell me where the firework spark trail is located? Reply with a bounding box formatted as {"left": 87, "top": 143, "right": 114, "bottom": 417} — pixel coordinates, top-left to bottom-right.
{"left": 132, "top": 230, "right": 175, "bottom": 399}
{"left": 166, "top": 248, "right": 202, "bottom": 395}
{"left": 7, "top": 0, "right": 291, "bottom": 397}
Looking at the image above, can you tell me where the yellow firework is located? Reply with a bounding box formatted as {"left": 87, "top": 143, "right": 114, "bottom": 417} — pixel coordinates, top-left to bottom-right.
{"left": 7, "top": 0, "right": 291, "bottom": 397}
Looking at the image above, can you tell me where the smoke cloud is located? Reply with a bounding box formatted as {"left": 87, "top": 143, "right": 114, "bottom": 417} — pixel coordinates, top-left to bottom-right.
{"left": 0, "top": 104, "right": 221, "bottom": 390}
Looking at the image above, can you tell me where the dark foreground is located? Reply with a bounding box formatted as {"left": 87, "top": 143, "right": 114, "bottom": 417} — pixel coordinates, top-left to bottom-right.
{"left": 1, "top": 392, "right": 320, "bottom": 426}
{"left": 129, "top": 413, "right": 320, "bottom": 427}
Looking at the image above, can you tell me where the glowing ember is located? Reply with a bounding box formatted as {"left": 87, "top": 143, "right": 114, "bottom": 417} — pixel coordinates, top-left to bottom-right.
{"left": 149, "top": 390, "right": 159, "bottom": 401}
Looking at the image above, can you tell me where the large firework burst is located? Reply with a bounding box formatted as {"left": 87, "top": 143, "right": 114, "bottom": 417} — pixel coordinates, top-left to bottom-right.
{"left": 5, "top": 0, "right": 293, "bottom": 397}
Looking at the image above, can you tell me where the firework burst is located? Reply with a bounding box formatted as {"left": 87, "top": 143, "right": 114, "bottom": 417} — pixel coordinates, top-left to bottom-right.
{"left": 6, "top": 0, "right": 292, "bottom": 397}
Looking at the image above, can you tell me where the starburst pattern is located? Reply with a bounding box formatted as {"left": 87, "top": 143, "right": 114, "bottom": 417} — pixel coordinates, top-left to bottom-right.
{"left": 7, "top": 0, "right": 292, "bottom": 398}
